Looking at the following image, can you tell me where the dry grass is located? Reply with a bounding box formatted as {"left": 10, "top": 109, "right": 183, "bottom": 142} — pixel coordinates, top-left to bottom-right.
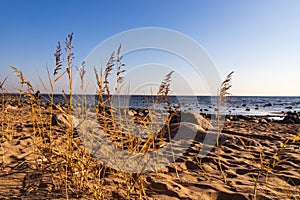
{"left": 0, "top": 34, "right": 299, "bottom": 199}
{"left": 1, "top": 34, "right": 178, "bottom": 199}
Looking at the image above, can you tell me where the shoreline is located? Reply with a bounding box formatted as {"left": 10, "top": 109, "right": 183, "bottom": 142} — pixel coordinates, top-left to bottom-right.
{"left": 3, "top": 97, "right": 300, "bottom": 124}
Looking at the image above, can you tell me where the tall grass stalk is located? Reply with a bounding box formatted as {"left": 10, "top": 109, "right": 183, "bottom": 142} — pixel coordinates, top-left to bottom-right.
{"left": 216, "top": 71, "right": 234, "bottom": 183}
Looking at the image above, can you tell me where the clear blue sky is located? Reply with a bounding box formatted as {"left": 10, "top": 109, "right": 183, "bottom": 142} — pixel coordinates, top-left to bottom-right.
{"left": 0, "top": 0, "right": 299, "bottom": 96}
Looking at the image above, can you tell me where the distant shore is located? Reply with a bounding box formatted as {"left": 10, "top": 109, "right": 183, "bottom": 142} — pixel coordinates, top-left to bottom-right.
{"left": 3, "top": 93, "right": 300, "bottom": 116}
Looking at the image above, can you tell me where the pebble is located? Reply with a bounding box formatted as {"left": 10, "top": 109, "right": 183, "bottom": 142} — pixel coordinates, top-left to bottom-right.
{"left": 260, "top": 119, "right": 268, "bottom": 124}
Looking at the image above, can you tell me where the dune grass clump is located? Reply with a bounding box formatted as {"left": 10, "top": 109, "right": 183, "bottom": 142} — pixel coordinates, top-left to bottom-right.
{"left": 6, "top": 34, "right": 105, "bottom": 198}
{"left": 4, "top": 33, "right": 177, "bottom": 199}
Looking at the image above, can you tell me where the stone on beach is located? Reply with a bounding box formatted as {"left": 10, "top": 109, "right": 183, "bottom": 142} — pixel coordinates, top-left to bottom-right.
{"left": 51, "top": 113, "right": 74, "bottom": 128}
{"left": 282, "top": 112, "right": 300, "bottom": 124}
{"left": 163, "top": 122, "right": 207, "bottom": 141}
{"left": 169, "top": 110, "right": 212, "bottom": 130}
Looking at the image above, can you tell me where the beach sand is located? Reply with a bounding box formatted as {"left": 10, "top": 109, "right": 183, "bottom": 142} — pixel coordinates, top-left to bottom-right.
{"left": 0, "top": 103, "right": 299, "bottom": 199}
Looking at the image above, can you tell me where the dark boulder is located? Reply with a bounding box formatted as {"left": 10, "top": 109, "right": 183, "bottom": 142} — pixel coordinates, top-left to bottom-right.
{"left": 282, "top": 112, "right": 300, "bottom": 124}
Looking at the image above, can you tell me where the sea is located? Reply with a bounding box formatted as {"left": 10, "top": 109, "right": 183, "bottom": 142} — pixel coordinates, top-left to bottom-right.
{"left": 36, "top": 94, "right": 300, "bottom": 117}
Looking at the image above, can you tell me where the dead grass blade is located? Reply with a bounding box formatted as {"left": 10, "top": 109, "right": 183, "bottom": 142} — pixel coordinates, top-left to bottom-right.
{"left": 75, "top": 61, "right": 86, "bottom": 90}
{"left": 38, "top": 76, "right": 50, "bottom": 98}
{"left": 116, "top": 44, "right": 126, "bottom": 85}
{"left": 219, "top": 71, "right": 234, "bottom": 101}
{"left": 104, "top": 52, "right": 115, "bottom": 97}
{"left": 54, "top": 41, "right": 62, "bottom": 76}
{"left": 94, "top": 66, "right": 103, "bottom": 99}
{"left": 65, "top": 33, "right": 74, "bottom": 72}
{"left": 0, "top": 76, "right": 8, "bottom": 90}
{"left": 10, "top": 66, "right": 34, "bottom": 93}
{"left": 47, "top": 67, "right": 54, "bottom": 92}
{"left": 260, "top": 152, "right": 264, "bottom": 171}
{"left": 54, "top": 70, "right": 67, "bottom": 83}
{"left": 157, "top": 71, "right": 174, "bottom": 105}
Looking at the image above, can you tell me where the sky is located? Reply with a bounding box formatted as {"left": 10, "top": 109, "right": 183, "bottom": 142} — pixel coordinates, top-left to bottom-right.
{"left": 0, "top": 0, "right": 299, "bottom": 96}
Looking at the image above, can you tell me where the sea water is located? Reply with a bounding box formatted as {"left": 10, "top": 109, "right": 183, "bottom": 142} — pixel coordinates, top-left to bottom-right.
{"left": 38, "top": 94, "right": 300, "bottom": 116}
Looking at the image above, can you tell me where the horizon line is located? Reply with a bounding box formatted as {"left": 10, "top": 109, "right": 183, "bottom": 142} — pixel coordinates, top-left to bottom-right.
{"left": 6, "top": 92, "right": 300, "bottom": 97}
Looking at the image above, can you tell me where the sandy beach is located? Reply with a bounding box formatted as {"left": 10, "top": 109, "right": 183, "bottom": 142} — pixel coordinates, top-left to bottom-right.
{"left": 1, "top": 0, "right": 300, "bottom": 199}
{"left": 0, "top": 100, "right": 299, "bottom": 200}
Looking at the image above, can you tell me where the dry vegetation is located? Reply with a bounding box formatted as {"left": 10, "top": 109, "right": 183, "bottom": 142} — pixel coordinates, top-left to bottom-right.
{"left": 0, "top": 34, "right": 299, "bottom": 200}
{"left": 0, "top": 33, "right": 180, "bottom": 199}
